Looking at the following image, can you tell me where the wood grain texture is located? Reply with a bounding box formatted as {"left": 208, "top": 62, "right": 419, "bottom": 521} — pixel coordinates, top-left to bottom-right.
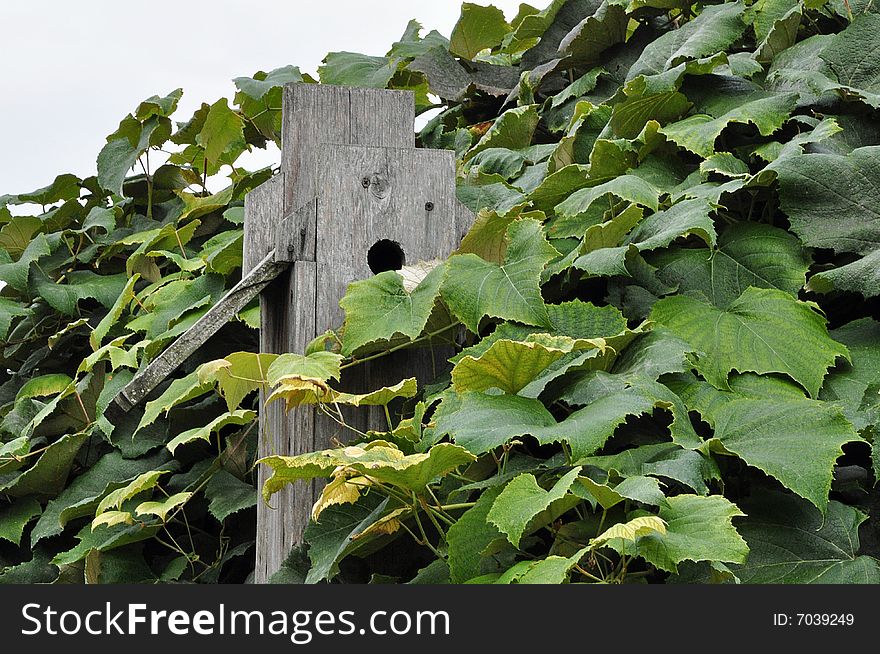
{"left": 281, "top": 84, "right": 351, "bottom": 211}
{"left": 349, "top": 87, "right": 414, "bottom": 148}
{"left": 255, "top": 260, "right": 316, "bottom": 583}
{"left": 275, "top": 198, "right": 317, "bottom": 263}
{"left": 243, "top": 173, "right": 285, "bottom": 274}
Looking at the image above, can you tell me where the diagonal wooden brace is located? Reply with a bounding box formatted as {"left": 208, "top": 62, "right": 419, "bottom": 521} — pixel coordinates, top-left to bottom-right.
{"left": 104, "top": 200, "right": 317, "bottom": 425}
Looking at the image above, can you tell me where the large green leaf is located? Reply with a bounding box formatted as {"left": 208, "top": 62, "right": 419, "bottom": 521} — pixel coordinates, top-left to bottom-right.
{"left": 318, "top": 52, "right": 397, "bottom": 88}
{"left": 0, "top": 298, "right": 29, "bottom": 341}
{"left": 204, "top": 469, "right": 256, "bottom": 522}
{"left": 137, "top": 372, "right": 214, "bottom": 434}
{"left": 487, "top": 468, "right": 580, "bottom": 547}
{"left": 233, "top": 65, "right": 303, "bottom": 100}
{"left": 339, "top": 262, "right": 445, "bottom": 355}
{"left": 197, "top": 99, "right": 245, "bottom": 167}
{"left": 447, "top": 487, "right": 502, "bottom": 583}
{"left": 466, "top": 105, "right": 540, "bottom": 161}
{"left": 0, "top": 497, "right": 41, "bottom": 546}
{"left": 434, "top": 391, "right": 555, "bottom": 455}
{"left": 199, "top": 352, "right": 277, "bottom": 412}
{"left": 733, "top": 492, "right": 880, "bottom": 583}
{"left": 651, "top": 288, "right": 848, "bottom": 397}
{"left": 450, "top": 3, "right": 510, "bottom": 59}
{"left": 560, "top": 371, "right": 701, "bottom": 448}
{"left": 775, "top": 146, "right": 880, "bottom": 297}
{"left": 821, "top": 318, "right": 880, "bottom": 431}
{"left": 819, "top": 14, "right": 880, "bottom": 109}
{"left": 442, "top": 218, "right": 558, "bottom": 332}
{"left": 627, "top": 2, "right": 747, "bottom": 79}
{"left": 97, "top": 117, "right": 166, "bottom": 196}
{"left": 699, "top": 390, "right": 860, "bottom": 513}
{"left": 166, "top": 409, "right": 255, "bottom": 454}
{"left": 617, "top": 494, "right": 749, "bottom": 573}
{"left": 303, "top": 493, "right": 388, "bottom": 583}
{"left": 31, "top": 450, "right": 173, "bottom": 545}
{"left": 452, "top": 337, "right": 603, "bottom": 394}
{"left": 0, "top": 432, "right": 88, "bottom": 499}
{"left": 31, "top": 271, "right": 128, "bottom": 316}
{"left": 260, "top": 443, "right": 476, "bottom": 499}
{"left": 660, "top": 92, "right": 798, "bottom": 157}
{"left": 0, "top": 233, "right": 51, "bottom": 292}
{"left": 649, "top": 222, "right": 810, "bottom": 307}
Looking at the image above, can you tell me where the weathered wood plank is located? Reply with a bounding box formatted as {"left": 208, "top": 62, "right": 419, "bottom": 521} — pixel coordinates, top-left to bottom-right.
{"left": 255, "top": 260, "right": 316, "bottom": 583}
{"left": 349, "top": 87, "right": 414, "bottom": 148}
{"left": 243, "top": 173, "right": 285, "bottom": 274}
{"left": 275, "top": 198, "right": 317, "bottom": 263}
{"left": 258, "top": 84, "right": 466, "bottom": 582}
{"left": 314, "top": 144, "right": 461, "bottom": 435}
{"left": 282, "top": 84, "right": 352, "bottom": 210}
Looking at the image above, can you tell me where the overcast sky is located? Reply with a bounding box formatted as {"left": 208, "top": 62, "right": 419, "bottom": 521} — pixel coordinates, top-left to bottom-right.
{"left": 0, "top": 0, "right": 524, "bottom": 197}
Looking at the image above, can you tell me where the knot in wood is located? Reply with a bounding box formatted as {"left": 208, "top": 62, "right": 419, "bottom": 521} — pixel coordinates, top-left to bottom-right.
{"left": 366, "top": 172, "right": 390, "bottom": 199}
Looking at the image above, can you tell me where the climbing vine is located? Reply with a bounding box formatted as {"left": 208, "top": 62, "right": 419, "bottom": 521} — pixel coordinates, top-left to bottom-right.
{"left": 2, "top": 0, "right": 880, "bottom": 584}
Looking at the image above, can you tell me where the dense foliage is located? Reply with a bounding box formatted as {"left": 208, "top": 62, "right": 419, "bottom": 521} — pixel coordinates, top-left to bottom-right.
{"left": 3, "top": 0, "right": 880, "bottom": 584}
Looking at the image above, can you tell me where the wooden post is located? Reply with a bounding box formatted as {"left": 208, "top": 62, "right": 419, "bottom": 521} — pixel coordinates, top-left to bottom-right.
{"left": 244, "top": 84, "right": 473, "bottom": 583}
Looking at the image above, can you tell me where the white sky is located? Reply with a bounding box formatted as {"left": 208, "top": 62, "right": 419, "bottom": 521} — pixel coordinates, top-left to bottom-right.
{"left": 0, "top": 0, "right": 525, "bottom": 197}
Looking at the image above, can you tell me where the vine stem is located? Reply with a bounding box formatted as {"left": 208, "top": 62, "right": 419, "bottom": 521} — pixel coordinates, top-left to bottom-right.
{"left": 437, "top": 502, "right": 476, "bottom": 511}
{"left": 339, "top": 322, "right": 462, "bottom": 370}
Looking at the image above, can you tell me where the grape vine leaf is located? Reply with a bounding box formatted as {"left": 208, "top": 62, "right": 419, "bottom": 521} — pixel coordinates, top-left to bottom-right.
{"left": 660, "top": 92, "right": 798, "bottom": 157}
{"left": 197, "top": 99, "right": 246, "bottom": 167}
{"left": 627, "top": 2, "right": 747, "bottom": 80}
{"left": 0, "top": 432, "right": 89, "bottom": 499}
{"left": 450, "top": 3, "right": 510, "bottom": 59}
{"left": 233, "top": 65, "right": 304, "bottom": 101}
{"left": 135, "top": 492, "right": 193, "bottom": 522}
{"left": 0, "top": 298, "right": 29, "bottom": 341}
{"left": 318, "top": 52, "right": 397, "bottom": 88}
{"left": 136, "top": 372, "right": 214, "bottom": 434}
{"left": 339, "top": 262, "right": 445, "bottom": 355}
{"left": 578, "top": 474, "right": 666, "bottom": 510}
{"left": 554, "top": 174, "right": 661, "bottom": 220}
{"left": 466, "top": 105, "right": 540, "bottom": 161}
{"left": 821, "top": 318, "right": 880, "bottom": 431}
{"left": 433, "top": 391, "right": 555, "bottom": 455}
{"left": 0, "top": 233, "right": 52, "bottom": 292}
{"left": 487, "top": 467, "right": 581, "bottom": 547}
{"left": 615, "top": 495, "right": 749, "bottom": 573}
{"left": 260, "top": 443, "right": 476, "bottom": 500}
{"left": 31, "top": 271, "right": 129, "bottom": 317}
{"left": 705, "top": 394, "right": 859, "bottom": 513}
{"left": 199, "top": 352, "right": 277, "bottom": 412}
{"left": 775, "top": 146, "right": 880, "bottom": 297}
{"left": 819, "top": 14, "right": 880, "bottom": 109}
{"left": 452, "top": 337, "right": 603, "bottom": 394}
{"left": 166, "top": 410, "right": 256, "bottom": 455}
{"left": 555, "top": 371, "right": 702, "bottom": 452}
{"left": 442, "top": 218, "right": 558, "bottom": 332}
{"left": 649, "top": 222, "right": 810, "bottom": 307}
{"left": 96, "top": 471, "right": 168, "bottom": 515}
{"left": 447, "top": 487, "right": 502, "bottom": 583}
{"left": 579, "top": 442, "right": 720, "bottom": 495}
{"left": 650, "top": 287, "right": 849, "bottom": 397}
{"left": 0, "top": 497, "right": 41, "bottom": 546}
{"left": 732, "top": 491, "right": 880, "bottom": 583}
{"left": 30, "top": 450, "right": 173, "bottom": 545}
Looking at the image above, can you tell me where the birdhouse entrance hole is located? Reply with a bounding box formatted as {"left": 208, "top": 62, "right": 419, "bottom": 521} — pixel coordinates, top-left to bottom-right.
{"left": 367, "top": 239, "right": 406, "bottom": 274}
